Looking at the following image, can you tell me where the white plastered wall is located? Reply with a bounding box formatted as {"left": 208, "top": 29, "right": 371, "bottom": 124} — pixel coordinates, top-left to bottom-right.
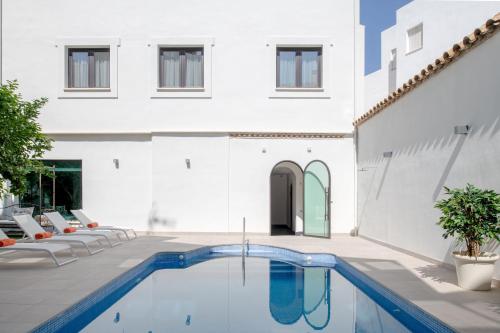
{"left": 150, "top": 134, "right": 230, "bottom": 233}
{"left": 357, "top": 32, "right": 500, "bottom": 278}
{"left": 43, "top": 135, "right": 153, "bottom": 230}
{"left": 363, "top": 0, "right": 500, "bottom": 115}
{"left": 228, "top": 137, "right": 355, "bottom": 234}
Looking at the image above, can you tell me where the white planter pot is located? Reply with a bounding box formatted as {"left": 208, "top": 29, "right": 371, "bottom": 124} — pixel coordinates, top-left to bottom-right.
{"left": 452, "top": 252, "right": 499, "bottom": 291}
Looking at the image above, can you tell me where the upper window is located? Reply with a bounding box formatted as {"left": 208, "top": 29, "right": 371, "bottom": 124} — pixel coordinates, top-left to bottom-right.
{"left": 276, "top": 47, "right": 322, "bottom": 89}
{"left": 67, "top": 48, "right": 110, "bottom": 88}
{"left": 159, "top": 47, "right": 204, "bottom": 88}
{"left": 406, "top": 24, "right": 423, "bottom": 54}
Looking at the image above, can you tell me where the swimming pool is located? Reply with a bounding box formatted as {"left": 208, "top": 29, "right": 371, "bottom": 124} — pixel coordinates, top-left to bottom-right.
{"left": 32, "top": 245, "right": 456, "bottom": 333}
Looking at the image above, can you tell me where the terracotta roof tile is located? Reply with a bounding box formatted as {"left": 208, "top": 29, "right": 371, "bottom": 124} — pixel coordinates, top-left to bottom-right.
{"left": 354, "top": 12, "right": 500, "bottom": 127}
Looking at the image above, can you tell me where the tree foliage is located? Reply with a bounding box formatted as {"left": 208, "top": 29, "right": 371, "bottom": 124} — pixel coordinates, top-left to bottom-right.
{"left": 435, "top": 184, "right": 500, "bottom": 257}
{"left": 0, "top": 80, "right": 52, "bottom": 196}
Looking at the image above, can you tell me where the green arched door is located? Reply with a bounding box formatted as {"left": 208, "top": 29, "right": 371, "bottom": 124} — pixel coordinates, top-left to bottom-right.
{"left": 304, "top": 161, "right": 330, "bottom": 238}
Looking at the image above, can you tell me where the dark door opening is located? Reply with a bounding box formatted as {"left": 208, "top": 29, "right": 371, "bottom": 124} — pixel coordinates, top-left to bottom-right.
{"left": 270, "top": 173, "right": 294, "bottom": 235}
{"left": 270, "top": 161, "right": 304, "bottom": 236}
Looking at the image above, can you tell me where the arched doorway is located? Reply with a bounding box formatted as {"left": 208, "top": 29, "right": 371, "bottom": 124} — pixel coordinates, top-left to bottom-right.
{"left": 270, "top": 161, "right": 304, "bottom": 235}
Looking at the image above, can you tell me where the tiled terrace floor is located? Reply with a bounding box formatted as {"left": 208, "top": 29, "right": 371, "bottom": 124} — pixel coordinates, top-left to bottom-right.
{"left": 0, "top": 234, "right": 498, "bottom": 332}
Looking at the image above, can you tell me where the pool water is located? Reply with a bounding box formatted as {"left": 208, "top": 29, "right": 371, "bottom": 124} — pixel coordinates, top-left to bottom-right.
{"left": 81, "top": 257, "right": 411, "bottom": 333}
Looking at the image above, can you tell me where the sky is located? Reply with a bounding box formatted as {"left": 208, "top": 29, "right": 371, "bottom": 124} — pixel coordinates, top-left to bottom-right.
{"left": 361, "top": 0, "right": 414, "bottom": 75}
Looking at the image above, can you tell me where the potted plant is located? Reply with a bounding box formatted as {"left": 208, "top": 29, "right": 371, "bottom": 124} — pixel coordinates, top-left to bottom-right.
{"left": 435, "top": 184, "right": 500, "bottom": 290}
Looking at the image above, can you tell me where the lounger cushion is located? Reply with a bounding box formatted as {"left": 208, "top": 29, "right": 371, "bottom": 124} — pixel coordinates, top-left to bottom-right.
{"left": 64, "top": 227, "right": 77, "bottom": 233}
{"left": 35, "top": 232, "right": 53, "bottom": 240}
{"left": 0, "top": 238, "right": 16, "bottom": 247}
{"left": 87, "top": 222, "right": 99, "bottom": 228}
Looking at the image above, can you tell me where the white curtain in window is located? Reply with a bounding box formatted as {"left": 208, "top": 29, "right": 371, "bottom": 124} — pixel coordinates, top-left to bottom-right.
{"left": 279, "top": 51, "right": 296, "bottom": 88}
{"left": 162, "top": 51, "right": 181, "bottom": 87}
{"left": 71, "top": 52, "right": 89, "bottom": 88}
{"left": 94, "top": 51, "right": 110, "bottom": 88}
{"left": 301, "top": 51, "right": 319, "bottom": 88}
{"left": 185, "top": 51, "right": 203, "bottom": 87}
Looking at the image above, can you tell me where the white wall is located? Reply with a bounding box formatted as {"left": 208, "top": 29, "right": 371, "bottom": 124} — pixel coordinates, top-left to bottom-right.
{"left": 357, "top": 32, "right": 500, "bottom": 278}
{"left": 43, "top": 134, "right": 153, "bottom": 230}
{"left": 151, "top": 134, "right": 230, "bottom": 232}
{"left": 3, "top": 0, "right": 358, "bottom": 134}
{"left": 363, "top": 0, "right": 500, "bottom": 115}
{"left": 229, "top": 137, "right": 355, "bottom": 234}
{"left": 1, "top": 0, "right": 358, "bottom": 235}
{"left": 46, "top": 133, "right": 354, "bottom": 234}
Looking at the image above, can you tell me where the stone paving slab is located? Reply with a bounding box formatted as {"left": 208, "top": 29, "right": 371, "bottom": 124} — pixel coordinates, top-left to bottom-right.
{"left": 0, "top": 234, "right": 498, "bottom": 333}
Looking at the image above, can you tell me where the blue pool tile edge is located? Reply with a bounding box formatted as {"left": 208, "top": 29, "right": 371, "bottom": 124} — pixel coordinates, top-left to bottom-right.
{"left": 30, "top": 244, "right": 457, "bottom": 333}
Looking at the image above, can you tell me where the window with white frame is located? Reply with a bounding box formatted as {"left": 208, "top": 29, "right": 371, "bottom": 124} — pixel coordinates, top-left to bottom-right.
{"left": 406, "top": 24, "right": 423, "bottom": 54}
{"left": 56, "top": 38, "right": 119, "bottom": 99}
{"left": 67, "top": 48, "right": 110, "bottom": 89}
{"left": 158, "top": 47, "right": 204, "bottom": 88}
{"left": 276, "top": 47, "right": 322, "bottom": 88}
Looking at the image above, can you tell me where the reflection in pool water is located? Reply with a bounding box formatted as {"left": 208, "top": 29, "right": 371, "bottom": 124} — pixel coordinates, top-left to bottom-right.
{"left": 269, "top": 260, "right": 330, "bottom": 329}
{"left": 81, "top": 257, "right": 410, "bottom": 332}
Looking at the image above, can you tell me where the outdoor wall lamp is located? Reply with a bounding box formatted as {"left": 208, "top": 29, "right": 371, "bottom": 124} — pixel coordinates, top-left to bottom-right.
{"left": 185, "top": 159, "right": 191, "bottom": 169}
{"left": 383, "top": 151, "right": 393, "bottom": 158}
{"left": 113, "top": 159, "right": 119, "bottom": 169}
{"left": 454, "top": 125, "right": 471, "bottom": 135}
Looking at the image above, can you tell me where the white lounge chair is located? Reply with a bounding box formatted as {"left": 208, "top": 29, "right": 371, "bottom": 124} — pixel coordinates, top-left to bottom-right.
{"left": 71, "top": 209, "right": 137, "bottom": 240}
{"left": 13, "top": 214, "right": 105, "bottom": 255}
{"left": 44, "top": 211, "right": 122, "bottom": 248}
{"left": 0, "top": 229, "right": 77, "bottom": 266}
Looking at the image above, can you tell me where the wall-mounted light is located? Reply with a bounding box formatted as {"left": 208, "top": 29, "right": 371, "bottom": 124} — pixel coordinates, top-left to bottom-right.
{"left": 454, "top": 125, "right": 471, "bottom": 135}
{"left": 113, "top": 159, "right": 119, "bottom": 169}
{"left": 185, "top": 159, "right": 191, "bottom": 169}
{"left": 383, "top": 151, "right": 393, "bottom": 158}
{"left": 262, "top": 148, "right": 267, "bottom": 153}
{"left": 307, "top": 147, "right": 312, "bottom": 153}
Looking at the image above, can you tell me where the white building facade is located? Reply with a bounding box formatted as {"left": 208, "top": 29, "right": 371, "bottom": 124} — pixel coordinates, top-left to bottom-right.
{"left": 357, "top": 10, "right": 500, "bottom": 278}
{"left": 1, "top": 0, "right": 363, "bottom": 235}
{"left": 363, "top": 0, "right": 500, "bottom": 115}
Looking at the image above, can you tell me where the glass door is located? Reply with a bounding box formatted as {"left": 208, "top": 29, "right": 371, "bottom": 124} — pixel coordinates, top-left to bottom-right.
{"left": 20, "top": 160, "right": 82, "bottom": 219}
{"left": 303, "top": 161, "right": 330, "bottom": 238}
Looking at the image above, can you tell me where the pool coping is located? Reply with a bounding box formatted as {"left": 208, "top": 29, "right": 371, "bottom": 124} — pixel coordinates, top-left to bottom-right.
{"left": 30, "top": 244, "right": 457, "bottom": 333}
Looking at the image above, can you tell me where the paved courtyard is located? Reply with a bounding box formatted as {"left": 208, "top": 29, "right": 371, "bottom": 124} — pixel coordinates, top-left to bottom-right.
{"left": 0, "top": 234, "right": 498, "bottom": 332}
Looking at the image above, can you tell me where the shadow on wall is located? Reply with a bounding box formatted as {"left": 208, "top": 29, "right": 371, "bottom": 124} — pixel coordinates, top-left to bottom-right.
{"left": 148, "top": 202, "right": 177, "bottom": 231}
{"left": 432, "top": 134, "right": 467, "bottom": 201}
{"left": 357, "top": 109, "right": 500, "bottom": 225}
{"left": 375, "top": 156, "right": 392, "bottom": 200}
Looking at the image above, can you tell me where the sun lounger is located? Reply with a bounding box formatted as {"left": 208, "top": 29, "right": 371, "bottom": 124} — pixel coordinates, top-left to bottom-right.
{"left": 44, "top": 211, "right": 123, "bottom": 247}
{"left": 71, "top": 209, "right": 137, "bottom": 240}
{"left": 13, "top": 214, "right": 105, "bottom": 255}
{"left": 0, "top": 229, "right": 77, "bottom": 266}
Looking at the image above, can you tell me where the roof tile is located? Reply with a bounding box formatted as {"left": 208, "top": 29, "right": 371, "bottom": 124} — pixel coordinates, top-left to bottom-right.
{"left": 354, "top": 12, "right": 500, "bottom": 127}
